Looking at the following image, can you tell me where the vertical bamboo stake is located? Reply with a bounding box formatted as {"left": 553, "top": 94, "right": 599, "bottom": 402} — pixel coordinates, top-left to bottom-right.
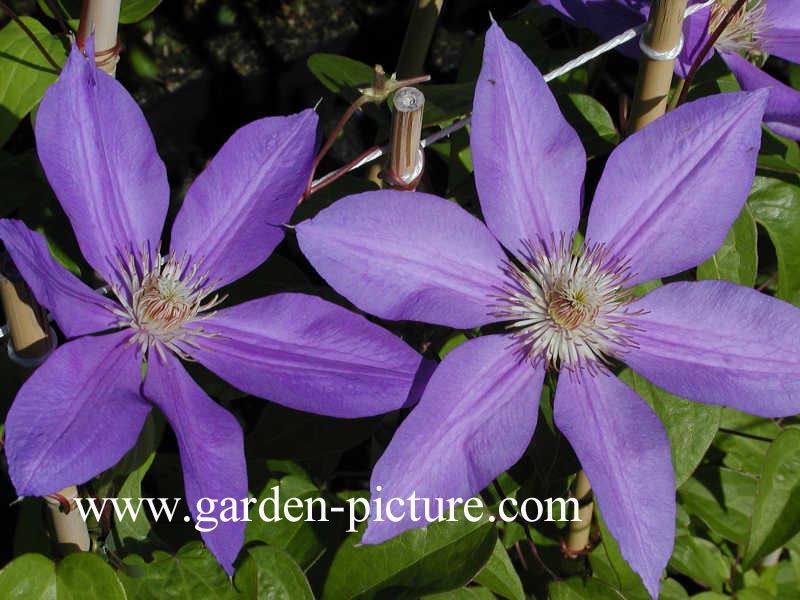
{"left": 44, "top": 487, "right": 91, "bottom": 553}
{"left": 628, "top": 0, "right": 689, "bottom": 132}
{"left": 2, "top": 247, "right": 86, "bottom": 554}
{"left": 0, "top": 267, "right": 50, "bottom": 360}
{"left": 77, "top": 0, "right": 122, "bottom": 75}
{"left": 396, "top": 0, "right": 445, "bottom": 78}
{"left": 566, "top": 470, "right": 593, "bottom": 553}
{"left": 11, "top": 0, "right": 124, "bottom": 554}
{"left": 386, "top": 87, "right": 425, "bottom": 189}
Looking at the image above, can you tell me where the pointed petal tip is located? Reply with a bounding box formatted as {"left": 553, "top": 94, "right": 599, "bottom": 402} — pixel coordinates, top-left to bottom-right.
{"left": 644, "top": 577, "right": 662, "bottom": 600}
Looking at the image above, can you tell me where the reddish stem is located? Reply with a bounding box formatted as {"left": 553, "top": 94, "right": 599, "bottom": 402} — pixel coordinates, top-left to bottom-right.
{"left": 675, "top": 0, "right": 748, "bottom": 107}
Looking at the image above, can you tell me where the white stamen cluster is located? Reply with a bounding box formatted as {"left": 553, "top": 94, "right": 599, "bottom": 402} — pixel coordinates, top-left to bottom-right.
{"left": 109, "top": 246, "right": 225, "bottom": 362}
{"left": 710, "top": 0, "right": 769, "bottom": 57}
{"left": 492, "top": 237, "right": 643, "bottom": 374}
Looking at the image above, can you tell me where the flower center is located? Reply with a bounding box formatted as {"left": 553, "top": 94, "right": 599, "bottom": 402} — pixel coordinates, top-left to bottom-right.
{"left": 492, "top": 237, "right": 643, "bottom": 374}
{"left": 710, "top": 0, "right": 769, "bottom": 57}
{"left": 109, "top": 246, "right": 225, "bottom": 361}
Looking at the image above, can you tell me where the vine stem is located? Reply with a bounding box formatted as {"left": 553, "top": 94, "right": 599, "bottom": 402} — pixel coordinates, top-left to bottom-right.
{"left": 307, "top": 1, "right": 716, "bottom": 196}
{"left": 675, "top": 0, "right": 747, "bottom": 107}
{"left": 0, "top": 1, "right": 61, "bottom": 72}
{"left": 302, "top": 72, "right": 431, "bottom": 199}
{"left": 396, "top": 0, "right": 444, "bottom": 78}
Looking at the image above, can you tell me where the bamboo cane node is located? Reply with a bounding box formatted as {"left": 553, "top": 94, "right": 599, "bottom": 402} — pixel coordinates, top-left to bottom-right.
{"left": 639, "top": 32, "right": 684, "bottom": 61}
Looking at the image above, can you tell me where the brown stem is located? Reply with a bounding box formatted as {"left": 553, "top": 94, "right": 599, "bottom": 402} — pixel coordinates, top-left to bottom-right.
{"left": 675, "top": 0, "right": 747, "bottom": 107}
{"left": 303, "top": 73, "right": 431, "bottom": 199}
{"left": 0, "top": 1, "right": 61, "bottom": 72}
{"left": 43, "top": 0, "right": 70, "bottom": 35}
{"left": 304, "top": 96, "right": 369, "bottom": 199}
{"left": 628, "top": 0, "right": 689, "bottom": 133}
{"left": 307, "top": 144, "right": 382, "bottom": 197}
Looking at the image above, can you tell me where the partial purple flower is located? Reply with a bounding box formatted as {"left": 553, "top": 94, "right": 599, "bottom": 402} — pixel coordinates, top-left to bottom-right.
{"left": 294, "top": 24, "right": 791, "bottom": 598}
{"left": 0, "top": 43, "right": 426, "bottom": 575}
{"left": 539, "top": 0, "right": 800, "bottom": 139}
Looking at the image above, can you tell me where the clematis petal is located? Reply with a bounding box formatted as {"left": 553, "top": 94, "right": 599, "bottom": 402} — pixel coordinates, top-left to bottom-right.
{"left": 143, "top": 351, "right": 246, "bottom": 576}
{"left": 762, "top": 0, "right": 800, "bottom": 62}
{"left": 184, "top": 293, "right": 429, "bottom": 418}
{"left": 34, "top": 43, "right": 168, "bottom": 283}
{"left": 472, "top": 23, "right": 585, "bottom": 255}
{"left": 296, "top": 190, "right": 508, "bottom": 329}
{"left": 169, "top": 109, "right": 317, "bottom": 290}
{"left": 676, "top": 5, "right": 713, "bottom": 78}
{"left": 721, "top": 51, "right": 800, "bottom": 140}
{"left": 5, "top": 331, "right": 150, "bottom": 496}
{"left": 554, "top": 371, "right": 674, "bottom": 599}
{"left": 625, "top": 280, "right": 800, "bottom": 417}
{"left": 586, "top": 90, "right": 767, "bottom": 284}
{"left": 362, "top": 335, "right": 544, "bottom": 544}
{"left": 0, "top": 220, "right": 118, "bottom": 337}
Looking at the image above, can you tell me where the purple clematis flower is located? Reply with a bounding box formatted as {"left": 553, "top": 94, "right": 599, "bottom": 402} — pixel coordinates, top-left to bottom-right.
{"left": 539, "top": 0, "right": 800, "bottom": 139}
{"left": 294, "top": 24, "right": 799, "bottom": 597}
{"left": 0, "top": 43, "right": 426, "bottom": 574}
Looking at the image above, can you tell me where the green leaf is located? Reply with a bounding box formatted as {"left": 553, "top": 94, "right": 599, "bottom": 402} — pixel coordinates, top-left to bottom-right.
{"left": 550, "top": 577, "right": 632, "bottom": 600}
{"left": 0, "top": 554, "right": 56, "bottom": 600}
{"left": 234, "top": 546, "right": 314, "bottom": 600}
{"left": 558, "top": 93, "right": 619, "bottom": 159}
{"left": 678, "top": 466, "right": 757, "bottom": 545}
{"left": 322, "top": 502, "right": 496, "bottom": 600}
{"left": 120, "top": 0, "right": 162, "bottom": 24}
{"left": 38, "top": 0, "right": 160, "bottom": 24}
{"left": 790, "top": 63, "right": 800, "bottom": 90}
{"left": 439, "top": 333, "right": 468, "bottom": 359}
{"left": 473, "top": 540, "right": 525, "bottom": 600}
{"left": 749, "top": 177, "right": 800, "bottom": 305}
{"left": 57, "top": 553, "right": 126, "bottom": 600}
{"left": 245, "top": 475, "right": 327, "bottom": 569}
{"left": 423, "top": 588, "right": 497, "bottom": 600}
{"left": 307, "top": 53, "right": 374, "bottom": 101}
{"left": 618, "top": 369, "right": 721, "bottom": 486}
{"left": 590, "top": 508, "right": 649, "bottom": 600}
{"left": 37, "top": 0, "right": 81, "bottom": 21}
{"left": 659, "top": 579, "right": 690, "bottom": 600}
{"left": 736, "top": 589, "right": 776, "bottom": 600}
{"left": 714, "top": 409, "right": 780, "bottom": 475}
{"left": 757, "top": 127, "right": 800, "bottom": 175}
{"left": 120, "top": 542, "right": 237, "bottom": 599}
{"left": 697, "top": 204, "right": 758, "bottom": 285}
{"left": 0, "top": 17, "right": 67, "bottom": 146}
{"left": 669, "top": 535, "right": 730, "bottom": 592}
{"left": 744, "top": 428, "right": 800, "bottom": 569}
{"left": 420, "top": 82, "right": 474, "bottom": 126}
{"left": 113, "top": 450, "right": 157, "bottom": 543}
